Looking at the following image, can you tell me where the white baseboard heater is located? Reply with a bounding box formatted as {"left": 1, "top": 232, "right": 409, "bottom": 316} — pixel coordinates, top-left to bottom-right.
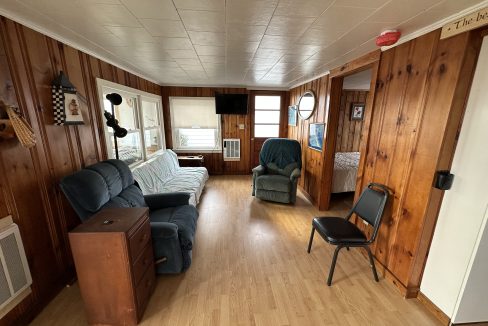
{"left": 0, "top": 216, "right": 32, "bottom": 319}
{"left": 223, "top": 139, "right": 240, "bottom": 161}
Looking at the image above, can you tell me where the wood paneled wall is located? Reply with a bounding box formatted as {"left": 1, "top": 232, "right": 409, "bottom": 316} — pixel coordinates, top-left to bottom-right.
{"left": 355, "top": 29, "right": 482, "bottom": 296}
{"left": 0, "top": 16, "right": 161, "bottom": 326}
{"left": 288, "top": 29, "right": 483, "bottom": 297}
{"left": 161, "top": 87, "right": 288, "bottom": 175}
{"left": 336, "top": 90, "right": 367, "bottom": 153}
{"left": 288, "top": 76, "right": 329, "bottom": 205}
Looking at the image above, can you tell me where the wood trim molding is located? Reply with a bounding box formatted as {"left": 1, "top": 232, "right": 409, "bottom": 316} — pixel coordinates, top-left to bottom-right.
{"left": 417, "top": 292, "right": 450, "bottom": 326}
{"left": 330, "top": 50, "right": 381, "bottom": 78}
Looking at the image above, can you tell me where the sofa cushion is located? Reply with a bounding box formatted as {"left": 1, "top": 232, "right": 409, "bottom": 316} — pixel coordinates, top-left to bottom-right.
{"left": 132, "top": 149, "right": 209, "bottom": 206}
{"left": 149, "top": 205, "right": 198, "bottom": 250}
{"left": 101, "top": 185, "right": 146, "bottom": 210}
{"left": 256, "top": 174, "right": 291, "bottom": 192}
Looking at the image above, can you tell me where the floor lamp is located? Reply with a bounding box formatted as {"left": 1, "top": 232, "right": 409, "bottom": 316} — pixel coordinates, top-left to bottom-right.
{"left": 104, "top": 93, "right": 127, "bottom": 160}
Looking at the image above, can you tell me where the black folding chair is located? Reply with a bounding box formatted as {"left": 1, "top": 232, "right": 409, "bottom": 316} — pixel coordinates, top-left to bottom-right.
{"left": 307, "top": 183, "right": 389, "bottom": 285}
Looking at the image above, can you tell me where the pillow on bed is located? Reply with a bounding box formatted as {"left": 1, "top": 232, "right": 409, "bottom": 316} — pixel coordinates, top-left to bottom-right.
{"left": 267, "top": 162, "right": 298, "bottom": 177}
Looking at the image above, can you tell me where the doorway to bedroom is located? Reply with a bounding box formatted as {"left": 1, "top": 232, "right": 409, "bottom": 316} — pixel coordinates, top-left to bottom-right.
{"left": 330, "top": 69, "right": 372, "bottom": 209}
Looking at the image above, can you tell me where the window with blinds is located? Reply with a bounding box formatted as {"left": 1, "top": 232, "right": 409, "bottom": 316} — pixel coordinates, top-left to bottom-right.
{"left": 170, "top": 97, "right": 222, "bottom": 152}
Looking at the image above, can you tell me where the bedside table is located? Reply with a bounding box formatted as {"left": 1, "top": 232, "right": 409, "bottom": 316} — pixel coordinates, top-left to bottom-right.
{"left": 69, "top": 207, "right": 155, "bottom": 326}
{"left": 177, "top": 155, "right": 204, "bottom": 167}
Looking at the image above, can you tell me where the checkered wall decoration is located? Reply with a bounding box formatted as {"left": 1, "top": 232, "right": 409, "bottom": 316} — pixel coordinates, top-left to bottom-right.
{"left": 52, "top": 86, "right": 66, "bottom": 125}
{"left": 51, "top": 71, "right": 79, "bottom": 126}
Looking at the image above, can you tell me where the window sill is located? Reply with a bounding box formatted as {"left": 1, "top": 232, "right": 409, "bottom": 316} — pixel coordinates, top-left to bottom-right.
{"left": 173, "top": 149, "right": 222, "bottom": 154}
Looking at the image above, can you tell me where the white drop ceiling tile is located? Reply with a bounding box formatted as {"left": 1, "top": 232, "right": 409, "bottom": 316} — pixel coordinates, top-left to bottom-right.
{"left": 105, "top": 26, "right": 157, "bottom": 42}
{"left": 141, "top": 60, "right": 180, "bottom": 69}
{"left": 226, "top": 1, "right": 276, "bottom": 25}
{"left": 88, "top": 33, "right": 128, "bottom": 47}
{"left": 297, "top": 28, "right": 346, "bottom": 46}
{"left": 181, "top": 66, "right": 206, "bottom": 73}
{"left": 140, "top": 19, "right": 187, "bottom": 37}
{"left": 156, "top": 37, "right": 194, "bottom": 50}
{"left": 336, "top": 22, "right": 389, "bottom": 50}
{"left": 199, "top": 56, "right": 225, "bottom": 63}
{"left": 367, "top": 0, "right": 443, "bottom": 23}
{"left": 179, "top": 10, "right": 225, "bottom": 32}
{"left": 188, "top": 31, "right": 225, "bottom": 46}
{"left": 83, "top": 0, "right": 121, "bottom": 3}
{"left": 314, "top": 5, "right": 376, "bottom": 31}
{"left": 334, "top": 0, "right": 390, "bottom": 8}
{"left": 202, "top": 62, "right": 225, "bottom": 70}
{"left": 121, "top": 0, "right": 179, "bottom": 20}
{"left": 226, "top": 24, "right": 267, "bottom": 42}
{"left": 397, "top": 0, "right": 486, "bottom": 34}
{"left": 274, "top": 0, "right": 335, "bottom": 17}
{"left": 260, "top": 35, "right": 296, "bottom": 50}
{"left": 76, "top": 3, "right": 141, "bottom": 27}
{"left": 166, "top": 49, "right": 199, "bottom": 59}
{"left": 17, "top": 0, "right": 78, "bottom": 14}
{"left": 266, "top": 16, "right": 316, "bottom": 36}
{"left": 279, "top": 54, "right": 312, "bottom": 63}
{"left": 173, "top": 0, "right": 224, "bottom": 11}
{"left": 194, "top": 45, "right": 225, "bottom": 56}
{"left": 174, "top": 58, "right": 201, "bottom": 66}
{"left": 285, "top": 44, "right": 321, "bottom": 55}
{"left": 226, "top": 41, "right": 260, "bottom": 54}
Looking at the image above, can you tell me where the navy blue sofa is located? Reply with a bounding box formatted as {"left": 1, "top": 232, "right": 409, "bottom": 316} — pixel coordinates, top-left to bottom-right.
{"left": 60, "top": 159, "right": 199, "bottom": 274}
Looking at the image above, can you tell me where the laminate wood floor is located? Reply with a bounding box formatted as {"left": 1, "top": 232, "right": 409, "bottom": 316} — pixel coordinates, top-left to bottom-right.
{"left": 31, "top": 175, "right": 441, "bottom": 326}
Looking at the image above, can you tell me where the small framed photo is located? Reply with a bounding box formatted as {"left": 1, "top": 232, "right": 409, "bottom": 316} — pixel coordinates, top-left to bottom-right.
{"left": 351, "top": 103, "right": 365, "bottom": 121}
{"left": 288, "top": 105, "right": 297, "bottom": 126}
{"left": 308, "top": 123, "right": 325, "bottom": 151}
{"left": 64, "top": 92, "right": 85, "bottom": 125}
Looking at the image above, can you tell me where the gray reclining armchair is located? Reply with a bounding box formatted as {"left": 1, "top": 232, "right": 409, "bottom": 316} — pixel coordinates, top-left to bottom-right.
{"left": 252, "top": 138, "right": 302, "bottom": 204}
{"left": 60, "top": 159, "right": 198, "bottom": 274}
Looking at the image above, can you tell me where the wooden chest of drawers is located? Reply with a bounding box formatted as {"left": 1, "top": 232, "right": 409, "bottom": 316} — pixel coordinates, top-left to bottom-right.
{"left": 69, "top": 207, "right": 155, "bottom": 326}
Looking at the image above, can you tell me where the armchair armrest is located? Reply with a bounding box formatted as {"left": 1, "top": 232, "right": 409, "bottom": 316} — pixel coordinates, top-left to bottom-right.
{"left": 144, "top": 192, "right": 190, "bottom": 210}
{"left": 252, "top": 165, "right": 266, "bottom": 176}
{"left": 290, "top": 168, "right": 301, "bottom": 181}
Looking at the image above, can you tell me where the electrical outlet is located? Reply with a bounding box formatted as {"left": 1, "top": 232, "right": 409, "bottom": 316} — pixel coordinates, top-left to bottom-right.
{"left": 239, "top": 124, "right": 245, "bottom": 130}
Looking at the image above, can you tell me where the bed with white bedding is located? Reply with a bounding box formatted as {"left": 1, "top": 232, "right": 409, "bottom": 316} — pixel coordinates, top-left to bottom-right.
{"left": 332, "top": 152, "right": 360, "bottom": 193}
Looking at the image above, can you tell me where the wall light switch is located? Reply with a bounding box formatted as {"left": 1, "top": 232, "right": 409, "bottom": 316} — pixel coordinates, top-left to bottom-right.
{"left": 239, "top": 124, "right": 245, "bottom": 130}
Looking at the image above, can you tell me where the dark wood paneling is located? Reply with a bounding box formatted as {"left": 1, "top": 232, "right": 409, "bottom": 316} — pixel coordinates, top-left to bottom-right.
{"left": 0, "top": 16, "right": 161, "bottom": 326}
{"left": 161, "top": 86, "right": 288, "bottom": 175}
{"left": 335, "top": 90, "right": 367, "bottom": 152}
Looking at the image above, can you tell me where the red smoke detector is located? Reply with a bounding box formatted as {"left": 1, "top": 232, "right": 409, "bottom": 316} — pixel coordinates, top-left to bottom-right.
{"left": 376, "top": 30, "right": 401, "bottom": 47}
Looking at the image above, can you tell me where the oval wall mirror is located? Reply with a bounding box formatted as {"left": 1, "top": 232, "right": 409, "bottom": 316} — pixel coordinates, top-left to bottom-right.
{"left": 297, "top": 90, "right": 316, "bottom": 120}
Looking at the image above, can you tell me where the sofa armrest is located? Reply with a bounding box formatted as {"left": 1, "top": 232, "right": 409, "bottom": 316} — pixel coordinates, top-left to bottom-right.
{"left": 252, "top": 165, "right": 266, "bottom": 176}
{"left": 144, "top": 192, "right": 190, "bottom": 210}
{"left": 290, "top": 168, "right": 301, "bottom": 181}
{"left": 150, "top": 221, "right": 184, "bottom": 273}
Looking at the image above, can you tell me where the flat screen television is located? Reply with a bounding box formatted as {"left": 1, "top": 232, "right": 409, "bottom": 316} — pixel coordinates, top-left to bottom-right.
{"left": 215, "top": 94, "right": 248, "bottom": 114}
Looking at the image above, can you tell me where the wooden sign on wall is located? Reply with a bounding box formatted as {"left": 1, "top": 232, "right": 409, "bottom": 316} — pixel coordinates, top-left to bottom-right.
{"left": 441, "top": 7, "right": 488, "bottom": 39}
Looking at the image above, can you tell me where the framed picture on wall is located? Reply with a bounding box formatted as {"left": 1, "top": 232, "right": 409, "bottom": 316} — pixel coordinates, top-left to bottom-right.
{"left": 288, "top": 105, "right": 297, "bottom": 126}
{"left": 351, "top": 103, "right": 365, "bottom": 121}
{"left": 308, "top": 123, "right": 325, "bottom": 151}
{"left": 63, "top": 92, "right": 85, "bottom": 125}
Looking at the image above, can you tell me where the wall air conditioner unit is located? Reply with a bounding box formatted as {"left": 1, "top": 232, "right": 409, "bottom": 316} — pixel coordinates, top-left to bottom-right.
{"left": 223, "top": 139, "right": 240, "bottom": 161}
{"left": 0, "top": 216, "right": 32, "bottom": 319}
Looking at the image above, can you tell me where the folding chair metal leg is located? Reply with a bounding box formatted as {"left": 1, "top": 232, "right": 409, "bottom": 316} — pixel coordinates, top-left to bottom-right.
{"left": 365, "top": 246, "right": 379, "bottom": 282}
{"left": 327, "top": 246, "right": 343, "bottom": 286}
{"left": 307, "top": 227, "right": 315, "bottom": 253}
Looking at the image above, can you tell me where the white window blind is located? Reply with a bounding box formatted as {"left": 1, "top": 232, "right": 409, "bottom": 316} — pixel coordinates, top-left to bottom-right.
{"left": 170, "top": 97, "right": 221, "bottom": 152}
